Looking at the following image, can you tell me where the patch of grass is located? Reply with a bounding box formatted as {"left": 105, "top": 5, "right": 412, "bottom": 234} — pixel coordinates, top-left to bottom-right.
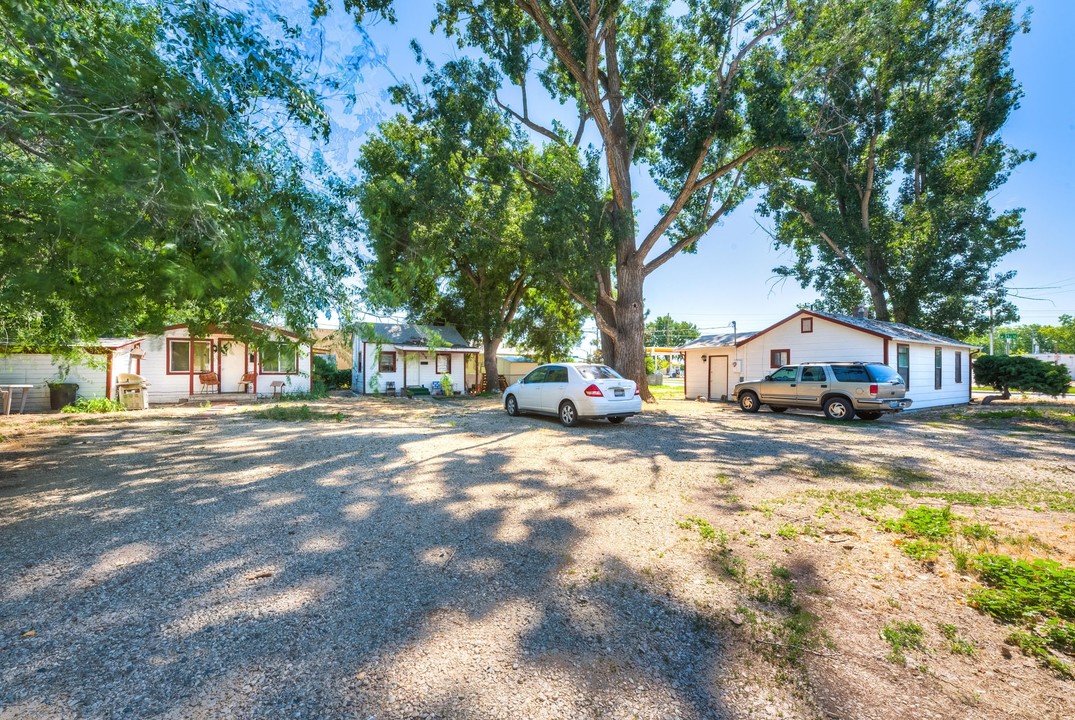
{"left": 678, "top": 516, "right": 723, "bottom": 542}
{"left": 805, "top": 460, "right": 935, "bottom": 485}
{"left": 897, "top": 539, "right": 945, "bottom": 563}
{"left": 253, "top": 404, "right": 344, "bottom": 422}
{"left": 968, "top": 553, "right": 1075, "bottom": 676}
{"left": 61, "top": 397, "right": 126, "bottom": 413}
{"left": 808, "top": 485, "right": 1075, "bottom": 515}
{"left": 883, "top": 506, "right": 956, "bottom": 539}
{"left": 881, "top": 620, "right": 925, "bottom": 664}
{"left": 776, "top": 524, "right": 799, "bottom": 540}
{"left": 962, "top": 522, "right": 997, "bottom": 541}
{"left": 939, "top": 623, "right": 976, "bottom": 656}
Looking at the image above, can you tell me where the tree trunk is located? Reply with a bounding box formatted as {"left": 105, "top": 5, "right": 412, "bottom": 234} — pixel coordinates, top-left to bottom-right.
{"left": 599, "top": 328, "right": 616, "bottom": 367}
{"left": 612, "top": 256, "right": 650, "bottom": 401}
{"left": 483, "top": 336, "right": 501, "bottom": 393}
{"left": 865, "top": 277, "right": 890, "bottom": 322}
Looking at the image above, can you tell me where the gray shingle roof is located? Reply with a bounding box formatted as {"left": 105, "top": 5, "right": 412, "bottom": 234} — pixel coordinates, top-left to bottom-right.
{"left": 808, "top": 311, "right": 979, "bottom": 348}
{"left": 678, "top": 332, "right": 757, "bottom": 350}
{"left": 363, "top": 323, "right": 475, "bottom": 350}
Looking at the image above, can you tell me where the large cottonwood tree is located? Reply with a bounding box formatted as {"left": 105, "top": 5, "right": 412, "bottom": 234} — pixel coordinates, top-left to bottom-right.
{"left": 760, "top": 0, "right": 1031, "bottom": 338}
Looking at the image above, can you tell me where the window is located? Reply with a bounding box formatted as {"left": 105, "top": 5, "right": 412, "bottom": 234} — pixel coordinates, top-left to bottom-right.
{"left": 378, "top": 351, "right": 396, "bottom": 373}
{"left": 168, "top": 339, "right": 212, "bottom": 374}
{"left": 769, "top": 367, "right": 797, "bottom": 382}
{"left": 576, "top": 365, "right": 622, "bottom": 380}
{"left": 770, "top": 349, "right": 790, "bottom": 368}
{"left": 522, "top": 368, "right": 548, "bottom": 384}
{"left": 545, "top": 366, "right": 568, "bottom": 383}
{"left": 261, "top": 343, "right": 299, "bottom": 374}
{"left": 897, "top": 345, "right": 910, "bottom": 389}
{"left": 934, "top": 347, "right": 943, "bottom": 389}
{"left": 800, "top": 366, "right": 826, "bottom": 382}
{"left": 955, "top": 351, "right": 963, "bottom": 384}
{"left": 866, "top": 364, "right": 903, "bottom": 383}
{"left": 801, "top": 317, "right": 813, "bottom": 333}
{"left": 832, "top": 365, "right": 870, "bottom": 382}
{"left": 435, "top": 353, "right": 451, "bottom": 374}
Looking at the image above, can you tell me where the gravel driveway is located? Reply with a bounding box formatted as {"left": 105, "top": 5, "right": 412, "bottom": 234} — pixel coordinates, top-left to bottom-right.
{"left": 1, "top": 396, "right": 1073, "bottom": 719}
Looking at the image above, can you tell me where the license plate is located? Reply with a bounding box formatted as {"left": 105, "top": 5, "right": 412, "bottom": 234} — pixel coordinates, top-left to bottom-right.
{"left": 614, "top": 388, "right": 625, "bottom": 397}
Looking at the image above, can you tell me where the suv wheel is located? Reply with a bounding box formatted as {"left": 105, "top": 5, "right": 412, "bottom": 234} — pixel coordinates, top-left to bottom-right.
{"left": 823, "top": 396, "right": 855, "bottom": 421}
{"left": 770, "top": 407, "right": 788, "bottom": 414}
{"left": 738, "top": 391, "right": 760, "bottom": 413}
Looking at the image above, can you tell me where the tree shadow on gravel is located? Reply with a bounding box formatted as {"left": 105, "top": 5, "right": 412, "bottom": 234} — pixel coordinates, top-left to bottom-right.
{"left": 0, "top": 407, "right": 741, "bottom": 719}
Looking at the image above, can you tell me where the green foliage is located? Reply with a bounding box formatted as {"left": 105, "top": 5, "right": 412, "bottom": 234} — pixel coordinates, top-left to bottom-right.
{"left": 761, "top": 0, "right": 1031, "bottom": 337}
{"left": 964, "top": 316, "right": 1075, "bottom": 354}
{"left": 969, "top": 555, "right": 1075, "bottom": 623}
{"left": 312, "top": 355, "right": 352, "bottom": 390}
{"left": 254, "top": 404, "right": 343, "bottom": 422}
{"left": 678, "top": 516, "right": 722, "bottom": 543}
{"left": 883, "top": 506, "right": 956, "bottom": 539}
{"left": 0, "top": 0, "right": 357, "bottom": 349}
{"left": 881, "top": 620, "right": 926, "bottom": 663}
{"left": 644, "top": 315, "right": 700, "bottom": 347}
{"left": 898, "top": 539, "right": 945, "bottom": 563}
{"left": 962, "top": 523, "right": 997, "bottom": 541}
{"left": 939, "top": 623, "right": 976, "bottom": 656}
{"left": 60, "top": 397, "right": 126, "bottom": 413}
{"left": 973, "top": 355, "right": 1072, "bottom": 397}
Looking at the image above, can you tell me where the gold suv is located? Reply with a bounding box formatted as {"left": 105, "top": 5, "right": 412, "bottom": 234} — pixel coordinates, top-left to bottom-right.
{"left": 732, "top": 362, "right": 912, "bottom": 421}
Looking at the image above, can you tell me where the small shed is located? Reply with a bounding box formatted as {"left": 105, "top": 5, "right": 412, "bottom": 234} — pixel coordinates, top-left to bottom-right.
{"left": 679, "top": 309, "right": 977, "bottom": 409}
{"left": 353, "top": 323, "right": 479, "bottom": 395}
{"left": 0, "top": 339, "right": 142, "bottom": 412}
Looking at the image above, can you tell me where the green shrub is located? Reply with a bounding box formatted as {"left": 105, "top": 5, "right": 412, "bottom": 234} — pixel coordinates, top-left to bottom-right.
{"left": 61, "top": 397, "right": 125, "bottom": 413}
{"left": 969, "top": 554, "right": 1075, "bottom": 622}
{"left": 883, "top": 506, "right": 955, "bottom": 539}
{"left": 973, "top": 354, "right": 1072, "bottom": 398}
{"left": 881, "top": 620, "right": 925, "bottom": 663}
{"left": 898, "top": 539, "right": 944, "bottom": 562}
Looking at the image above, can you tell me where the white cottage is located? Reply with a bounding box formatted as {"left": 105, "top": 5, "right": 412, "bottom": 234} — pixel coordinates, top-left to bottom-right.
{"left": 353, "top": 323, "right": 479, "bottom": 396}
{"left": 679, "top": 309, "right": 977, "bottom": 410}
{"left": 136, "top": 323, "right": 312, "bottom": 402}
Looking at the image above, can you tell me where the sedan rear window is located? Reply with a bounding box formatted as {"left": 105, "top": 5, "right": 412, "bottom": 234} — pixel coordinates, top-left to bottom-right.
{"left": 575, "top": 365, "right": 622, "bottom": 380}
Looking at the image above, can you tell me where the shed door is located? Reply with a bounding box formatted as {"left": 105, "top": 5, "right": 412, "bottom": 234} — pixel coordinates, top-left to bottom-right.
{"left": 708, "top": 356, "right": 729, "bottom": 400}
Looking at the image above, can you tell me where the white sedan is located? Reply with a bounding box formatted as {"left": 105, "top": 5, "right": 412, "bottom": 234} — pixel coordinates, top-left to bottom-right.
{"left": 503, "top": 363, "right": 642, "bottom": 426}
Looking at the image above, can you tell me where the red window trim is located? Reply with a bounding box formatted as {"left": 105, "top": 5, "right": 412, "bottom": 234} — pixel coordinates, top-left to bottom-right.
{"left": 435, "top": 353, "right": 452, "bottom": 374}
{"left": 378, "top": 351, "right": 397, "bottom": 373}
{"left": 770, "top": 349, "right": 790, "bottom": 368}
{"left": 800, "top": 317, "right": 813, "bottom": 333}
{"left": 166, "top": 338, "right": 212, "bottom": 375}
{"left": 259, "top": 345, "right": 300, "bottom": 375}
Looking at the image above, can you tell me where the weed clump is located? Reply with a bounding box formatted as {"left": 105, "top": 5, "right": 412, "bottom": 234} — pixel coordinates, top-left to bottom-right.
{"left": 881, "top": 620, "right": 925, "bottom": 664}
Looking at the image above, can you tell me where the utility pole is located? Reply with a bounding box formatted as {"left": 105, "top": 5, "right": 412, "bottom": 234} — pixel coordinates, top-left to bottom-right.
{"left": 988, "top": 305, "right": 995, "bottom": 355}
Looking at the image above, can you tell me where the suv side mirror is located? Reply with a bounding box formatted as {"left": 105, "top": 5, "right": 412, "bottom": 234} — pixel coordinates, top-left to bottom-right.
{"left": 764, "top": 374, "right": 772, "bottom": 381}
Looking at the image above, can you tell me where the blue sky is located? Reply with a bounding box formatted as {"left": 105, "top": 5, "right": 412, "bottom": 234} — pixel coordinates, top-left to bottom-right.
{"left": 306, "top": 0, "right": 1074, "bottom": 335}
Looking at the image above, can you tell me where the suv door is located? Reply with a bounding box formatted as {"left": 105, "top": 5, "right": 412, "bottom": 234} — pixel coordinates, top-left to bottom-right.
{"left": 757, "top": 366, "right": 798, "bottom": 404}
{"left": 795, "top": 365, "right": 829, "bottom": 407}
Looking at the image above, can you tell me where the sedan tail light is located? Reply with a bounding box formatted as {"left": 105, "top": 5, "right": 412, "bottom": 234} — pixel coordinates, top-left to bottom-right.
{"left": 869, "top": 384, "right": 878, "bottom": 394}
{"left": 634, "top": 387, "right": 640, "bottom": 396}
{"left": 584, "top": 384, "right": 604, "bottom": 397}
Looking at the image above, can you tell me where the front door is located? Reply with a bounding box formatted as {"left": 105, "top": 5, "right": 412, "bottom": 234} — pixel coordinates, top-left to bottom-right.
{"left": 218, "top": 340, "right": 246, "bottom": 393}
{"left": 708, "top": 356, "right": 729, "bottom": 400}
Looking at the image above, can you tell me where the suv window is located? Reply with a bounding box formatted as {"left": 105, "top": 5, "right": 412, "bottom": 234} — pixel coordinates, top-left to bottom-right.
{"left": 769, "top": 367, "right": 797, "bottom": 382}
{"left": 831, "top": 365, "right": 870, "bottom": 382}
{"left": 801, "top": 366, "right": 826, "bottom": 382}
{"left": 866, "top": 364, "right": 904, "bottom": 383}
{"left": 545, "top": 366, "right": 568, "bottom": 383}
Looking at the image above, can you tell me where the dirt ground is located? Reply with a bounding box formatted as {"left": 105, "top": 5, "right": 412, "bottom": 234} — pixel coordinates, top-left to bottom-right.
{"left": 1, "top": 395, "right": 1073, "bottom": 719}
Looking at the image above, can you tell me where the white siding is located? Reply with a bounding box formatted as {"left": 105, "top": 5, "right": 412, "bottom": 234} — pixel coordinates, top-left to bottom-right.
{"left": 354, "top": 338, "right": 475, "bottom": 395}
{"left": 683, "top": 349, "right": 738, "bottom": 400}
{"left": 139, "top": 328, "right": 311, "bottom": 403}
{"left": 742, "top": 317, "right": 885, "bottom": 381}
{"left": 0, "top": 353, "right": 109, "bottom": 413}
{"left": 901, "top": 342, "right": 971, "bottom": 409}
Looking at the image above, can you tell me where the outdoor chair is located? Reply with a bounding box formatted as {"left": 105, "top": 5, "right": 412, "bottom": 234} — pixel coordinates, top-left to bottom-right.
{"left": 237, "top": 372, "right": 256, "bottom": 393}
{"left": 198, "top": 371, "right": 220, "bottom": 394}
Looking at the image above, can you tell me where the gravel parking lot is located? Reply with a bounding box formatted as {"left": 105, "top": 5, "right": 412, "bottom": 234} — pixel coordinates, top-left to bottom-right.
{"left": 2, "top": 396, "right": 1074, "bottom": 719}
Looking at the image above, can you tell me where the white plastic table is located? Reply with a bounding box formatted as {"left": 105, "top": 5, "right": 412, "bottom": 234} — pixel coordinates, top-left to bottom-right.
{"left": 0, "top": 384, "right": 34, "bottom": 415}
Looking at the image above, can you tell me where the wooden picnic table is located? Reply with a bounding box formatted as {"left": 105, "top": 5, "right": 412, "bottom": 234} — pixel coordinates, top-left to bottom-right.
{"left": 0, "top": 384, "right": 34, "bottom": 415}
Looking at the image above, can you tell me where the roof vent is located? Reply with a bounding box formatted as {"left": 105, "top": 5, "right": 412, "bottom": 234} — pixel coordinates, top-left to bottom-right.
{"left": 855, "top": 306, "right": 867, "bottom": 319}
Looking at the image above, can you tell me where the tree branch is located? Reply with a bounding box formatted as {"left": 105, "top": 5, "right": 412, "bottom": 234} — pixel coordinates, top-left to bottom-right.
{"left": 494, "top": 91, "right": 563, "bottom": 145}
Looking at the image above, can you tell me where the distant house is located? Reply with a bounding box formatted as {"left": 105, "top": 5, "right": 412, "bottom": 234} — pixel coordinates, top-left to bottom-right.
{"left": 678, "top": 309, "right": 977, "bottom": 409}
{"left": 312, "top": 329, "right": 353, "bottom": 370}
{"left": 352, "top": 323, "right": 479, "bottom": 395}
{"left": 0, "top": 322, "right": 311, "bottom": 410}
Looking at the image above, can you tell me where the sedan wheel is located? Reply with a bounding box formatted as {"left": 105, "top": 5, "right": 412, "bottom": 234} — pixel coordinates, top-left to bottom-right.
{"left": 738, "top": 391, "right": 760, "bottom": 413}
{"left": 608, "top": 416, "right": 626, "bottom": 424}
{"left": 559, "top": 401, "right": 579, "bottom": 427}
{"left": 823, "top": 397, "right": 856, "bottom": 421}
{"left": 505, "top": 394, "right": 519, "bottom": 416}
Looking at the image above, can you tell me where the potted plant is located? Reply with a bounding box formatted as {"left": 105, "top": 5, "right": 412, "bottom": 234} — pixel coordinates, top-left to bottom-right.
{"left": 46, "top": 369, "right": 79, "bottom": 411}
{"left": 440, "top": 373, "right": 453, "bottom": 397}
